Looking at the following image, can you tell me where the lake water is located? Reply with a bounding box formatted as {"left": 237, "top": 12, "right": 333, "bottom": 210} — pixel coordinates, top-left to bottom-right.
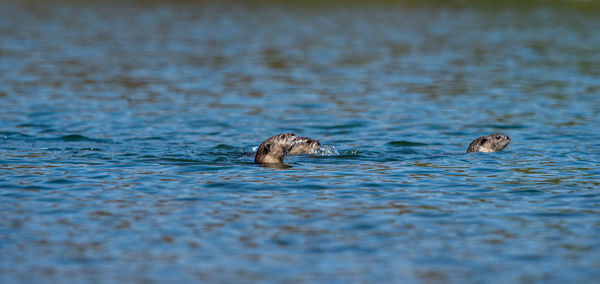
{"left": 1, "top": 1, "right": 599, "bottom": 283}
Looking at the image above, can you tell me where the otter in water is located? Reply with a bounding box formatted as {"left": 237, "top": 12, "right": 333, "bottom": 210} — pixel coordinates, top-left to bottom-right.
{"left": 254, "top": 133, "right": 297, "bottom": 164}
{"left": 466, "top": 134, "right": 510, "bottom": 153}
{"left": 288, "top": 137, "right": 321, "bottom": 155}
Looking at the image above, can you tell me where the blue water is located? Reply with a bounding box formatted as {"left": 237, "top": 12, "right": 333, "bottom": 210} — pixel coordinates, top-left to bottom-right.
{"left": 1, "top": 1, "right": 600, "bottom": 283}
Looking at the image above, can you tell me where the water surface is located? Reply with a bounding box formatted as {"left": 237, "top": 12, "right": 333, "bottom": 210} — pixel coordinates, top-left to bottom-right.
{"left": 1, "top": 1, "right": 600, "bottom": 283}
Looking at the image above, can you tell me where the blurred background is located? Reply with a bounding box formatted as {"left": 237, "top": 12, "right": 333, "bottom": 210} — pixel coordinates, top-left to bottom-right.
{"left": 1, "top": 0, "right": 599, "bottom": 283}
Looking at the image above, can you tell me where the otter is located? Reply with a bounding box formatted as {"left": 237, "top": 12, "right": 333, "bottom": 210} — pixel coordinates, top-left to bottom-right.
{"left": 254, "top": 133, "right": 297, "bottom": 164}
{"left": 466, "top": 134, "right": 510, "bottom": 153}
{"left": 288, "top": 137, "right": 321, "bottom": 155}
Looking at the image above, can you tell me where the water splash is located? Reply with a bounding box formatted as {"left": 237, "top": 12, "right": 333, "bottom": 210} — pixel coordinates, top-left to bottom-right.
{"left": 249, "top": 144, "right": 339, "bottom": 156}
{"left": 316, "top": 145, "right": 339, "bottom": 156}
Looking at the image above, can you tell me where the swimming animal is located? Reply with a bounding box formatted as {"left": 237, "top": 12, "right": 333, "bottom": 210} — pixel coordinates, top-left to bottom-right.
{"left": 288, "top": 137, "right": 321, "bottom": 155}
{"left": 254, "top": 133, "right": 297, "bottom": 164}
{"left": 466, "top": 134, "right": 510, "bottom": 153}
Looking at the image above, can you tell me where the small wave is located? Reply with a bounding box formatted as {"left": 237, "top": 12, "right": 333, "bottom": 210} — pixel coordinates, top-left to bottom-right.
{"left": 0, "top": 131, "right": 33, "bottom": 138}
{"left": 54, "top": 134, "right": 110, "bottom": 143}
{"left": 387, "top": 140, "right": 428, "bottom": 147}
{"left": 162, "top": 157, "right": 202, "bottom": 164}
{"left": 215, "top": 144, "right": 236, "bottom": 150}
{"left": 314, "top": 121, "right": 367, "bottom": 130}
{"left": 471, "top": 124, "right": 526, "bottom": 130}
{"left": 126, "top": 136, "right": 166, "bottom": 141}
{"left": 59, "top": 134, "right": 93, "bottom": 142}
{"left": 47, "top": 178, "right": 76, "bottom": 184}
{"left": 16, "top": 123, "right": 51, "bottom": 129}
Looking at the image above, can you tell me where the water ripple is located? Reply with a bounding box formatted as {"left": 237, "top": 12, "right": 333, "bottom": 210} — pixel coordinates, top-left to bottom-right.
{"left": 1, "top": 2, "right": 600, "bottom": 283}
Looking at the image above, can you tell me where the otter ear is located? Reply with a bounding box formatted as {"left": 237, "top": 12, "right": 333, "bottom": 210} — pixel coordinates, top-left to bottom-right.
{"left": 479, "top": 138, "right": 488, "bottom": 145}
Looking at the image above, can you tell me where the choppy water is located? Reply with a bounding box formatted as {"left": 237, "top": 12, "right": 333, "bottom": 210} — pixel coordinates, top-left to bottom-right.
{"left": 1, "top": 1, "right": 600, "bottom": 283}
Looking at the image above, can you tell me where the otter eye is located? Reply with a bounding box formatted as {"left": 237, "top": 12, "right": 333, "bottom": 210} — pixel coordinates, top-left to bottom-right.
{"left": 496, "top": 135, "right": 502, "bottom": 139}
{"left": 480, "top": 138, "right": 488, "bottom": 145}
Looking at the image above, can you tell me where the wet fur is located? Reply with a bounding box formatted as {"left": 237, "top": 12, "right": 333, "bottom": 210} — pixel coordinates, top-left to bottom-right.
{"left": 254, "top": 133, "right": 296, "bottom": 164}
{"left": 288, "top": 137, "right": 321, "bottom": 155}
{"left": 467, "top": 134, "right": 510, "bottom": 153}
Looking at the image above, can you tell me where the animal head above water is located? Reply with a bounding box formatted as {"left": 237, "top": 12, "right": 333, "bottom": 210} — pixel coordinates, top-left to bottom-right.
{"left": 466, "top": 134, "right": 510, "bottom": 153}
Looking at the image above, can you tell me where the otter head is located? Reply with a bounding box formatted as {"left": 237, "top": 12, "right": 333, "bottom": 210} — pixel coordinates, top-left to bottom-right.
{"left": 288, "top": 137, "right": 321, "bottom": 155}
{"left": 467, "top": 133, "right": 510, "bottom": 153}
{"left": 254, "top": 133, "right": 297, "bottom": 164}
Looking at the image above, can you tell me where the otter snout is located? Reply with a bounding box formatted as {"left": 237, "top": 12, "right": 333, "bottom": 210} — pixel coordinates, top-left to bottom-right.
{"left": 467, "top": 133, "right": 510, "bottom": 153}
{"left": 288, "top": 136, "right": 321, "bottom": 155}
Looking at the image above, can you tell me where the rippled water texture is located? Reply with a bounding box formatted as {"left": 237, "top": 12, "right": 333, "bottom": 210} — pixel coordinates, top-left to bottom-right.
{"left": 1, "top": 1, "right": 600, "bottom": 282}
